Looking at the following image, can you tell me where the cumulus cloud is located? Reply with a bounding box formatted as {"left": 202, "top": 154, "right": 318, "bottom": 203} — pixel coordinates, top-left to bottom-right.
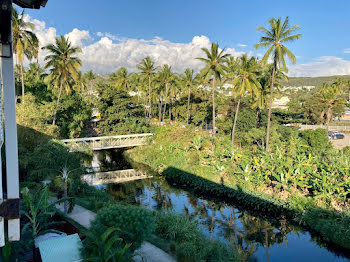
{"left": 289, "top": 56, "right": 350, "bottom": 77}
{"left": 24, "top": 15, "right": 350, "bottom": 77}
{"left": 80, "top": 35, "right": 244, "bottom": 73}
{"left": 237, "top": 43, "right": 247, "bottom": 47}
{"left": 24, "top": 15, "right": 244, "bottom": 73}
{"left": 65, "top": 28, "right": 93, "bottom": 48}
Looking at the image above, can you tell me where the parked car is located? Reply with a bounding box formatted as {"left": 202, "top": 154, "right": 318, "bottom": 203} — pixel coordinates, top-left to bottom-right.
{"left": 328, "top": 131, "right": 345, "bottom": 139}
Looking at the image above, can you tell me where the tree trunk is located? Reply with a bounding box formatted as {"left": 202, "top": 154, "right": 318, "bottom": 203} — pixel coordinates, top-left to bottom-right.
{"left": 158, "top": 99, "right": 162, "bottom": 123}
{"left": 231, "top": 98, "right": 241, "bottom": 145}
{"left": 162, "top": 83, "right": 168, "bottom": 122}
{"left": 20, "top": 62, "right": 25, "bottom": 99}
{"left": 326, "top": 106, "right": 333, "bottom": 130}
{"left": 148, "top": 76, "right": 152, "bottom": 119}
{"left": 169, "top": 95, "right": 172, "bottom": 121}
{"left": 64, "top": 179, "right": 68, "bottom": 214}
{"left": 212, "top": 74, "right": 216, "bottom": 149}
{"left": 265, "top": 60, "right": 276, "bottom": 152}
{"left": 36, "top": 58, "right": 40, "bottom": 81}
{"left": 187, "top": 87, "right": 191, "bottom": 124}
{"left": 320, "top": 111, "right": 325, "bottom": 124}
{"left": 52, "top": 80, "right": 63, "bottom": 126}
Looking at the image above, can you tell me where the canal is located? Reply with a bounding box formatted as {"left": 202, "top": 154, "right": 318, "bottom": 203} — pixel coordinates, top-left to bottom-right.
{"left": 89, "top": 149, "right": 350, "bottom": 262}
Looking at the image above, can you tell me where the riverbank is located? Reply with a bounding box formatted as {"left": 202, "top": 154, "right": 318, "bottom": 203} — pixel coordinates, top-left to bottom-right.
{"left": 126, "top": 126, "right": 350, "bottom": 250}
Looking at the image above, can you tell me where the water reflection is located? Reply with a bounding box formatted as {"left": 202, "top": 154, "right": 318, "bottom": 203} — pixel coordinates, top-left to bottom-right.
{"left": 106, "top": 178, "right": 350, "bottom": 262}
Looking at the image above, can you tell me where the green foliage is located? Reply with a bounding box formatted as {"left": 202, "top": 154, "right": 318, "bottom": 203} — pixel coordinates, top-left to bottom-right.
{"left": 27, "top": 140, "right": 83, "bottom": 183}
{"left": 97, "top": 83, "right": 149, "bottom": 135}
{"left": 128, "top": 126, "right": 350, "bottom": 249}
{"left": 56, "top": 92, "right": 92, "bottom": 138}
{"left": 81, "top": 227, "right": 133, "bottom": 262}
{"left": 299, "top": 129, "right": 331, "bottom": 154}
{"left": 154, "top": 212, "right": 237, "bottom": 262}
{"left": 92, "top": 204, "right": 156, "bottom": 250}
{"left": 21, "top": 186, "right": 62, "bottom": 238}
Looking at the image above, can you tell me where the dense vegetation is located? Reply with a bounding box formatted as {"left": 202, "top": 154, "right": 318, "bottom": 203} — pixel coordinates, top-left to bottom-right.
{"left": 6, "top": 8, "right": 350, "bottom": 261}
{"left": 127, "top": 126, "right": 350, "bottom": 249}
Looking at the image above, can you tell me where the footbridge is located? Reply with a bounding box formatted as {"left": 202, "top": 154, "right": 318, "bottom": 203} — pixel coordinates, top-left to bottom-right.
{"left": 61, "top": 133, "right": 153, "bottom": 151}
{"left": 81, "top": 169, "right": 152, "bottom": 185}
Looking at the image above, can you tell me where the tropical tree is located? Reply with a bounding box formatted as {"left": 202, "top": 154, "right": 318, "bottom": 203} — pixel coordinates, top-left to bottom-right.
{"left": 197, "top": 43, "right": 230, "bottom": 147}
{"left": 255, "top": 16, "right": 301, "bottom": 151}
{"left": 84, "top": 70, "right": 96, "bottom": 93}
{"left": 319, "top": 82, "right": 346, "bottom": 128}
{"left": 156, "top": 65, "right": 175, "bottom": 122}
{"left": 12, "top": 8, "right": 38, "bottom": 99}
{"left": 228, "top": 54, "right": 261, "bottom": 145}
{"left": 137, "top": 57, "right": 156, "bottom": 119}
{"left": 181, "top": 68, "right": 198, "bottom": 124}
{"left": 253, "top": 64, "right": 288, "bottom": 114}
{"left": 43, "top": 36, "right": 82, "bottom": 125}
{"left": 110, "top": 67, "right": 132, "bottom": 91}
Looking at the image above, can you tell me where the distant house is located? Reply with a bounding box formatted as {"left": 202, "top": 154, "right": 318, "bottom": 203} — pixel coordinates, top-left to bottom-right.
{"left": 338, "top": 107, "right": 350, "bottom": 121}
{"left": 272, "top": 96, "right": 290, "bottom": 109}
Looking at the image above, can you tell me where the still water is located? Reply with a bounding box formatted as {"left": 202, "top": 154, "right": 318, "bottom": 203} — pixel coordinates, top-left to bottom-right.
{"left": 92, "top": 150, "right": 350, "bottom": 262}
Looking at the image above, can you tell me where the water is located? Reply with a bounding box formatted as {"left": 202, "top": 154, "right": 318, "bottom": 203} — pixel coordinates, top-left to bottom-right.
{"left": 92, "top": 149, "right": 350, "bottom": 262}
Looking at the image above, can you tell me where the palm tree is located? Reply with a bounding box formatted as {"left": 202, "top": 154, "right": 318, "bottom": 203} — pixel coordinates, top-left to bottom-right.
{"left": 255, "top": 17, "right": 301, "bottom": 151}
{"left": 137, "top": 57, "right": 156, "bottom": 119}
{"left": 181, "top": 68, "right": 198, "bottom": 124}
{"left": 84, "top": 70, "right": 96, "bottom": 93}
{"left": 12, "top": 8, "right": 38, "bottom": 99}
{"left": 156, "top": 65, "right": 175, "bottom": 122}
{"left": 228, "top": 54, "right": 261, "bottom": 145}
{"left": 110, "top": 67, "right": 131, "bottom": 91}
{"left": 43, "top": 36, "right": 82, "bottom": 125}
{"left": 319, "top": 82, "right": 346, "bottom": 128}
{"left": 197, "top": 43, "right": 230, "bottom": 147}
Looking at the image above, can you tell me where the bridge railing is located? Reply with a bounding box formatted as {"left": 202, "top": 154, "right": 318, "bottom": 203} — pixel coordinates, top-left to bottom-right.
{"left": 61, "top": 133, "right": 153, "bottom": 150}
{"left": 82, "top": 169, "right": 151, "bottom": 185}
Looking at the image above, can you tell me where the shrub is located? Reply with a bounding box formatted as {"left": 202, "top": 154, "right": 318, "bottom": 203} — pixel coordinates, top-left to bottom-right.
{"left": 299, "top": 128, "right": 331, "bottom": 154}
{"left": 154, "top": 212, "right": 237, "bottom": 262}
{"left": 92, "top": 204, "right": 156, "bottom": 250}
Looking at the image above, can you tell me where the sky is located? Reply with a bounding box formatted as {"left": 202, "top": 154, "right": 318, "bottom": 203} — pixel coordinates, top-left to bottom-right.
{"left": 19, "top": 0, "right": 350, "bottom": 77}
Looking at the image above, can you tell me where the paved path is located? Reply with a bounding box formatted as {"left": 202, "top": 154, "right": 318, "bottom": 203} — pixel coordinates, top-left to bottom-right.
{"left": 54, "top": 200, "right": 175, "bottom": 262}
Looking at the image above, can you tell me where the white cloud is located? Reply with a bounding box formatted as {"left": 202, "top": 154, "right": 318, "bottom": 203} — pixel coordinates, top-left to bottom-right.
{"left": 289, "top": 56, "right": 350, "bottom": 77}
{"left": 25, "top": 15, "right": 350, "bottom": 77}
{"left": 65, "top": 28, "right": 93, "bottom": 48}
{"left": 237, "top": 43, "right": 247, "bottom": 47}
{"left": 344, "top": 48, "right": 350, "bottom": 54}
{"left": 24, "top": 15, "right": 244, "bottom": 74}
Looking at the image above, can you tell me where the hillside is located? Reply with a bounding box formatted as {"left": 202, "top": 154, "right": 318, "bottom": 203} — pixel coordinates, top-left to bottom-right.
{"left": 283, "top": 75, "right": 350, "bottom": 87}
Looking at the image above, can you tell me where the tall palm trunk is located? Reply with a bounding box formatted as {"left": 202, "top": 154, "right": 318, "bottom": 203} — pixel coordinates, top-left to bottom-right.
{"left": 162, "top": 83, "right": 168, "bottom": 121}
{"left": 20, "top": 62, "right": 25, "bottom": 99}
{"left": 36, "top": 58, "right": 40, "bottom": 81}
{"left": 158, "top": 99, "right": 162, "bottom": 123}
{"left": 169, "top": 95, "right": 172, "bottom": 121}
{"left": 265, "top": 60, "right": 276, "bottom": 151}
{"left": 15, "top": 55, "right": 19, "bottom": 100}
{"left": 212, "top": 74, "right": 216, "bottom": 149}
{"left": 148, "top": 76, "right": 152, "bottom": 119}
{"left": 53, "top": 80, "right": 63, "bottom": 126}
{"left": 186, "top": 87, "right": 191, "bottom": 124}
{"left": 231, "top": 98, "right": 241, "bottom": 145}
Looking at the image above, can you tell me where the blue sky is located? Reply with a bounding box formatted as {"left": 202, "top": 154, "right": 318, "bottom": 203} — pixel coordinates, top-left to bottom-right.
{"left": 21, "top": 0, "right": 350, "bottom": 76}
